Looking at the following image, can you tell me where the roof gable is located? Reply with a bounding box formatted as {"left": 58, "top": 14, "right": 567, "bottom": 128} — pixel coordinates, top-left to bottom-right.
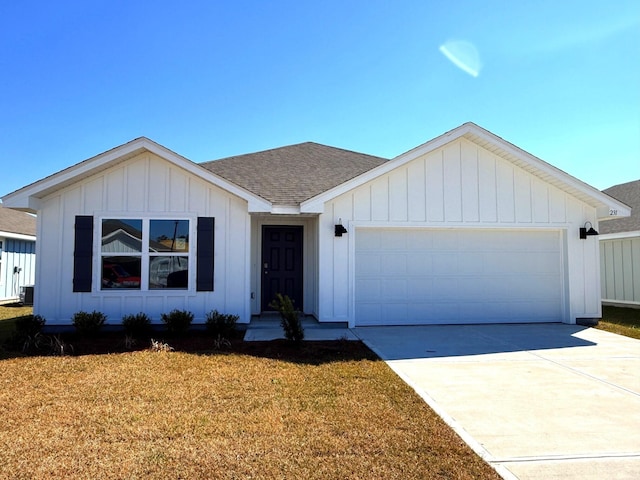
{"left": 600, "top": 180, "right": 639, "bottom": 234}
{"left": 200, "top": 142, "right": 387, "bottom": 206}
{"left": 2, "top": 137, "right": 271, "bottom": 213}
{"left": 301, "top": 122, "right": 631, "bottom": 219}
{"left": 0, "top": 204, "right": 36, "bottom": 238}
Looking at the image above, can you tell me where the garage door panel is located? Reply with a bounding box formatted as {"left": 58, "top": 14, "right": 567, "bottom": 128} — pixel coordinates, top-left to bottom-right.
{"left": 458, "top": 253, "right": 485, "bottom": 274}
{"left": 355, "top": 254, "right": 381, "bottom": 275}
{"left": 432, "top": 231, "right": 460, "bottom": 250}
{"left": 357, "top": 233, "right": 382, "bottom": 251}
{"left": 355, "top": 279, "right": 381, "bottom": 301}
{"left": 533, "top": 253, "right": 562, "bottom": 274}
{"left": 431, "top": 278, "right": 461, "bottom": 300}
{"left": 507, "top": 275, "right": 562, "bottom": 299}
{"left": 433, "top": 254, "right": 457, "bottom": 273}
{"left": 457, "top": 278, "right": 487, "bottom": 299}
{"left": 408, "top": 279, "right": 432, "bottom": 300}
{"left": 355, "top": 228, "right": 563, "bottom": 326}
{"left": 407, "top": 255, "right": 432, "bottom": 275}
{"left": 380, "top": 254, "right": 407, "bottom": 274}
{"left": 356, "top": 304, "right": 382, "bottom": 325}
{"left": 382, "top": 278, "right": 408, "bottom": 301}
{"left": 407, "top": 233, "right": 433, "bottom": 249}
{"left": 380, "top": 230, "right": 407, "bottom": 249}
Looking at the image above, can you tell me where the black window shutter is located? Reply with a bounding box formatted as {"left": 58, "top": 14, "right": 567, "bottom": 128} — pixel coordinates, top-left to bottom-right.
{"left": 196, "top": 217, "right": 215, "bottom": 291}
{"left": 73, "top": 215, "right": 94, "bottom": 292}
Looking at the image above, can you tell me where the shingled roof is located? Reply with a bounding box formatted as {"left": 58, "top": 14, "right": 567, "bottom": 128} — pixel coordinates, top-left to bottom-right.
{"left": 0, "top": 204, "right": 36, "bottom": 237}
{"left": 199, "top": 142, "right": 388, "bottom": 205}
{"left": 600, "top": 179, "right": 639, "bottom": 234}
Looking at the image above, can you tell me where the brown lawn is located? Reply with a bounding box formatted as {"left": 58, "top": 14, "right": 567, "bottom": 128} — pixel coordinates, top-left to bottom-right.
{"left": 596, "top": 305, "right": 640, "bottom": 340}
{"left": 0, "top": 308, "right": 499, "bottom": 479}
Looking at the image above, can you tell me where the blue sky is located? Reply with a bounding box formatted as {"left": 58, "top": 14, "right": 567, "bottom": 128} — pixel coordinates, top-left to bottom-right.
{"left": 1, "top": 0, "right": 638, "bottom": 198}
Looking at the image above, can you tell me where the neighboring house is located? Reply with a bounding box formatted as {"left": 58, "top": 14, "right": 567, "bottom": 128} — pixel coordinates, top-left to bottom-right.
{"left": 1, "top": 122, "right": 630, "bottom": 326}
{"left": 0, "top": 204, "right": 36, "bottom": 304}
{"left": 599, "top": 179, "right": 639, "bottom": 307}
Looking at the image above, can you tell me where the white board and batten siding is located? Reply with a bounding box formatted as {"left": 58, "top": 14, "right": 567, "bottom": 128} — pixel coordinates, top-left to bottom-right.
{"left": 600, "top": 233, "right": 640, "bottom": 306}
{"left": 318, "top": 138, "right": 599, "bottom": 327}
{"left": 36, "top": 152, "right": 251, "bottom": 325}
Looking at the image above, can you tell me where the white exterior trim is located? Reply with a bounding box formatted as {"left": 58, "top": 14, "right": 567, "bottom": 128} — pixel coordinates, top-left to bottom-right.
{"left": 0, "top": 231, "right": 36, "bottom": 242}
{"left": 602, "top": 299, "right": 640, "bottom": 307}
{"left": 599, "top": 230, "right": 640, "bottom": 241}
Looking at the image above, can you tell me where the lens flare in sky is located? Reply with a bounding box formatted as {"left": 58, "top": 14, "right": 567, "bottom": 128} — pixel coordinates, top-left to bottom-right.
{"left": 439, "top": 40, "right": 482, "bottom": 77}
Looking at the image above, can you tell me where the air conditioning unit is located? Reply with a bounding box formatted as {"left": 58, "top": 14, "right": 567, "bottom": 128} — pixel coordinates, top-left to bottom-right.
{"left": 20, "top": 285, "right": 34, "bottom": 306}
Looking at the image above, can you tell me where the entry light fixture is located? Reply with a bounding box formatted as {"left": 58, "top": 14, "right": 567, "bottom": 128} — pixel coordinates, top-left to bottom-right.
{"left": 335, "top": 218, "right": 348, "bottom": 237}
{"left": 579, "top": 221, "right": 598, "bottom": 240}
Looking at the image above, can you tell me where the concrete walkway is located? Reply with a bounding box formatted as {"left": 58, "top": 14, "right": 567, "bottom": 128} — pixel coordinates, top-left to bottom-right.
{"left": 353, "top": 324, "right": 640, "bottom": 480}
{"left": 243, "top": 315, "right": 358, "bottom": 341}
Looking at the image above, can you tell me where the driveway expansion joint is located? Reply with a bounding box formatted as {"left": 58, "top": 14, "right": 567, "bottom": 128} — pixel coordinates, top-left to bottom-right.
{"left": 494, "top": 452, "right": 640, "bottom": 464}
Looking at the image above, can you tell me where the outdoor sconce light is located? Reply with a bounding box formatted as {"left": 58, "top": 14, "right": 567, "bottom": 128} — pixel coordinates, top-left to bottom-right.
{"left": 335, "top": 219, "right": 348, "bottom": 237}
{"left": 579, "top": 221, "right": 599, "bottom": 240}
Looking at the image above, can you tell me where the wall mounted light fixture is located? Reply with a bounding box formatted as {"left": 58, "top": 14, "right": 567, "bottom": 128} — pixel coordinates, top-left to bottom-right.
{"left": 335, "top": 218, "right": 347, "bottom": 237}
{"left": 579, "top": 221, "right": 599, "bottom": 240}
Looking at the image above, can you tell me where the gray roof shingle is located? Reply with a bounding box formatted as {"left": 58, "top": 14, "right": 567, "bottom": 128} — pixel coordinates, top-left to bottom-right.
{"left": 199, "top": 142, "right": 388, "bottom": 205}
{"left": 0, "top": 204, "right": 36, "bottom": 237}
{"left": 600, "top": 179, "right": 639, "bottom": 234}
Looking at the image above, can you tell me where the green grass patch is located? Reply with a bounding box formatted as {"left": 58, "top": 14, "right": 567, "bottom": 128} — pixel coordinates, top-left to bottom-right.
{"left": 597, "top": 305, "right": 640, "bottom": 340}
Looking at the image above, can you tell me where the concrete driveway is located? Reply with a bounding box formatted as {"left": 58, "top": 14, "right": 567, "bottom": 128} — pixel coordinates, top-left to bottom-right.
{"left": 353, "top": 324, "right": 640, "bottom": 480}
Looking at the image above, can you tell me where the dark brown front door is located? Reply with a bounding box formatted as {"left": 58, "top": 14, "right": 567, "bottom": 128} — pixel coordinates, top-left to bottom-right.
{"left": 261, "top": 226, "right": 303, "bottom": 311}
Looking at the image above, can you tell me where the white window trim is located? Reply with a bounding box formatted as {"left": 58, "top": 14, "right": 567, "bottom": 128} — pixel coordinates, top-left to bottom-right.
{"left": 94, "top": 214, "right": 196, "bottom": 295}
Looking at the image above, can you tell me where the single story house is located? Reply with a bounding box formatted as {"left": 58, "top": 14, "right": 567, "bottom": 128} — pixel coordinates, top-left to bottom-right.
{"left": 0, "top": 204, "right": 36, "bottom": 304}
{"left": 1, "top": 122, "right": 630, "bottom": 326}
{"left": 599, "top": 179, "right": 639, "bottom": 307}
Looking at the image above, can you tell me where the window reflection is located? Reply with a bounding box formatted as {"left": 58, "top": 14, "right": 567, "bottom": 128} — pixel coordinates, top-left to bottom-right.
{"left": 101, "top": 219, "right": 143, "bottom": 253}
{"left": 102, "top": 256, "right": 141, "bottom": 289}
{"left": 100, "top": 218, "right": 189, "bottom": 291}
{"left": 149, "top": 220, "right": 189, "bottom": 252}
{"left": 149, "top": 256, "right": 189, "bottom": 289}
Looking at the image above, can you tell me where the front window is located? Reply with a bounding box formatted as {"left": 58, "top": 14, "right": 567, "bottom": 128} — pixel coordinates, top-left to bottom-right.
{"left": 101, "top": 218, "right": 190, "bottom": 290}
{"left": 149, "top": 220, "right": 189, "bottom": 289}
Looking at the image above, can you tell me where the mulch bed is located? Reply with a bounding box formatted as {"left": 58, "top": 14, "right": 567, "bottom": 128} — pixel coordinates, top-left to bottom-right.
{"left": 5, "top": 328, "right": 379, "bottom": 364}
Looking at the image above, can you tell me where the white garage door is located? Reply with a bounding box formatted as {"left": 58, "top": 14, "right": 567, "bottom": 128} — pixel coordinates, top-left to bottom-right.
{"left": 355, "top": 228, "right": 563, "bottom": 326}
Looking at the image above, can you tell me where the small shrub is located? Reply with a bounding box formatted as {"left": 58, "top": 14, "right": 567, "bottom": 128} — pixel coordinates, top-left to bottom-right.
{"left": 205, "top": 310, "right": 239, "bottom": 337}
{"left": 269, "top": 293, "right": 304, "bottom": 344}
{"left": 14, "top": 314, "right": 46, "bottom": 337}
{"left": 161, "top": 309, "right": 193, "bottom": 336}
{"left": 5, "top": 314, "right": 47, "bottom": 353}
{"left": 72, "top": 310, "right": 107, "bottom": 337}
{"left": 122, "top": 312, "right": 151, "bottom": 338}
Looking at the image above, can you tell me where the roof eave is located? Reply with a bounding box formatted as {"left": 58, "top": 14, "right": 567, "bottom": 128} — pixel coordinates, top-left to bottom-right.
{"left": 0, "top": 230, "right": 36, "bottom": 241}
{"left": 599, "top": 230, "right": 640, "bottom": 240}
